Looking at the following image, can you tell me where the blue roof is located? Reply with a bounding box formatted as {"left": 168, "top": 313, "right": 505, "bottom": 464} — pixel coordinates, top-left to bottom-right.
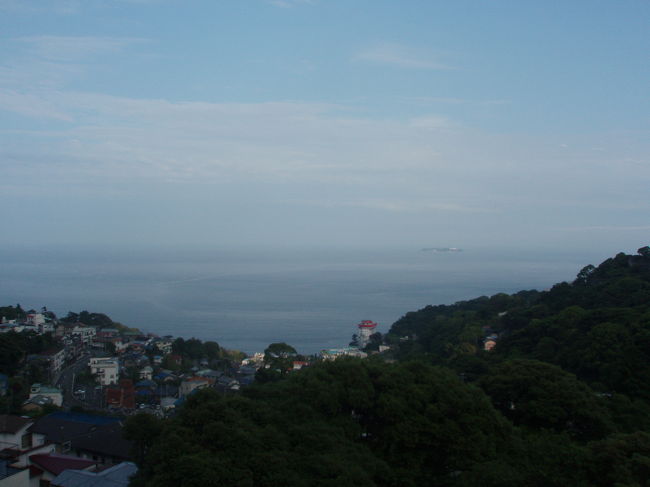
{"left": 51, "top": 461, "right": 137, "bottom": 487}
{"left": 47, "top": 411, "right": 121, "bottom": 425}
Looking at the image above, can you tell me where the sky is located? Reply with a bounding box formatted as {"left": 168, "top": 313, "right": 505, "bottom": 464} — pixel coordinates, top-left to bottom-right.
{"left": 1, "top": 0, "right": 649, "bottom": 251}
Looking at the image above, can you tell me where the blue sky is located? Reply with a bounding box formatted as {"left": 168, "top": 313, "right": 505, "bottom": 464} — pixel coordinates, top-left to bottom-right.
{"left": 1, "top": 0, "right": 648, "bottom": 251}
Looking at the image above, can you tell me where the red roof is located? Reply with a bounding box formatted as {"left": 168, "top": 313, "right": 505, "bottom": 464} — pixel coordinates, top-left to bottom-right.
{"left": 357, "top": 320, "right": 378, "bottom": 329}
{"left": 29, "top": 453, "right": 96, "bottom": 475}
{"left": 105, "top": 381, "right": 136, "bottom": 410}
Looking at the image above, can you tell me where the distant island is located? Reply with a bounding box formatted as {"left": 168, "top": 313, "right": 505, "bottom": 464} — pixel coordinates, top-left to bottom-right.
{"left": 421, "top": 247, "right": 463, "bottom": 252}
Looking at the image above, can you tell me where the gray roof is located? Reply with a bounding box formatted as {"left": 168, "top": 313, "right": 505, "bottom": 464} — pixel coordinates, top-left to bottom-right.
{"left": 30, "top": 416, "right": 132, "bottom": 460}
{"left": 52, "top": 461, "right": 137, "bottom": 487}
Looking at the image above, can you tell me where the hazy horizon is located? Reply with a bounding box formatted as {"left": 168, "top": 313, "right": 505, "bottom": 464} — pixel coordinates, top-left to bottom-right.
{"left": 1, "top": 244, "right": 641, "bottom": 354}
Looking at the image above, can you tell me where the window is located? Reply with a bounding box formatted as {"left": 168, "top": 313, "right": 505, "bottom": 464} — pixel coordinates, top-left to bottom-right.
{"left": 21, "top": 433, "right": 32, "bottom": 449}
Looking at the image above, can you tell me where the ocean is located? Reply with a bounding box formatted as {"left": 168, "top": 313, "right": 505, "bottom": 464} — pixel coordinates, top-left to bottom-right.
{"left": 0, "top": 245, "right": 617, "bottom": 355}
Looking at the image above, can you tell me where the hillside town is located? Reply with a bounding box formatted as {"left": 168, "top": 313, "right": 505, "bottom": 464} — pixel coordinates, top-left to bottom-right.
{"left": 0, "top": 305, "right": 388, "bottom": 486}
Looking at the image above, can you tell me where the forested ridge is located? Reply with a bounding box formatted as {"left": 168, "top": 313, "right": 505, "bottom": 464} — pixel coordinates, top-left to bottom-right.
{"left": 126, "top": 247, "right": 650, "bottom": 486}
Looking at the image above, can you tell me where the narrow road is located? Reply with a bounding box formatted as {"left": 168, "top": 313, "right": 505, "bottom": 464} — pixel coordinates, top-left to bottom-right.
{"left": 56, "top": 351, "right": 91, "bottom": 408}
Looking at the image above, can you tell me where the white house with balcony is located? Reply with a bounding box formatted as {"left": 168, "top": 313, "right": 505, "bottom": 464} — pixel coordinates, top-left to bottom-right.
{"left": 72, "top": 326, "right": 96, "bottom": 346}
{"left": 39, "top": 347, "right": 66, "bottom": 379}
{"left": 89, "top": 357, "right": 119, "bottom": 386}
{"left": 26, "top": 313, "right": 45, "bottom": 327}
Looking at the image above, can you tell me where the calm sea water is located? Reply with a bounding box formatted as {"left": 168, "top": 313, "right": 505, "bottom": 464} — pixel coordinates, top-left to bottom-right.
{"left": 0, "top": 245, "right": 615, "bottom": 354}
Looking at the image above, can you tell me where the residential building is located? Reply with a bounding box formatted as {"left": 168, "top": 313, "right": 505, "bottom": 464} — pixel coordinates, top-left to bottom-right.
{"left": 23, "top": 395, "right": 55, "bottom": 413}
{"left": 179, "top": 377, "right": 210, "bottom": 397}
{"left": 97, "top": 328, "right": 119, "bottom": 339}
{"left": 105, "top": 380, "right": 135, "bottom": 411}
{"left": 321, "top": 348, "right": 368, "bottom": 360}
{"left": 0, "top": 415, "right": 33, "bottom": 452}
{"left": 38, "top": 347, "right": 66, "bottom": 380}
{"left": 72, "top": 326, "right": 96, "bottom": 346}
{"left": 29, "top": 412, "right": 132, "bottom": 466}
{"left": 89, "top": 358, "right": 119, "bottom": 386}
{"left": 139, "top": 366, "right": 153, "bottom": 381}
{"left": 291, "top": 361, "right": 308, "bottom": 371}
{"left": 29, "top": 384, "right": 63, "bottom": 407}
{"left": 28, "top": 453, "right": 96, "bottom": 486}
{"left": 25, "top": 314, "right": 45, "bottom": 327}
{"left": 0, "top": 459, "right": 29, "bottom": 486}
{"left": 39, "top": 321, "right": 55, "bottom": 334}
{"left": 153, "top": 339, "right": 172, "bottom": 355}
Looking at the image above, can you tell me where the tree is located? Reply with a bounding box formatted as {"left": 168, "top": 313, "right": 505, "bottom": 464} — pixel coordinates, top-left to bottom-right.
{"left": 478, "top": 360, "right": 613, "bottom": 440}
{"left": 62, "top": 311, "right": 79, "bottom": 323}
{"left": 586, "top": 432, "right": 650, "bottom": 486}
{"left": 123, "top": 412, "right": 163, "bottom": 467}
{"left": 204, "top": 341, "right": 221, "bottom": 361}
{"left": 257, "top": 343, "right": 298, "bottom": 381}
{"left": 264, "top": 342, "right": 297, "bottom": 360}
{"left": 172, "top": 337, "right": 185, "bottom": 355}
{"left": 363, "top": 332, "right": 383, "bottom": 352}
{"left": 183, "top": 338, "right": 204, "bottom": 360}
{"left": 574, "top": 264, "right": 596, "bottom": 285}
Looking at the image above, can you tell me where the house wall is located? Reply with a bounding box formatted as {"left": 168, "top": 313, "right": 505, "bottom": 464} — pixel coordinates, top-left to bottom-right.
{"left": 0, "top": 467, "right": 29, "bottom": 487}
{"left": 179, "top": 380, "right": 208, "bottom": 397}
{"left": 11, "top": 444, "right": 55, "bottom": 468}
{"left": 0, "top": 423, "right": 33, "bottom": 451}
{"left": 29, "top": 469, "right": 57, "bottom": 487}
{"left": 72, "top": 327, "right": 96, "bottom": 345}
{"left": 89, "top": 358, "right": 119, "bottom": 386}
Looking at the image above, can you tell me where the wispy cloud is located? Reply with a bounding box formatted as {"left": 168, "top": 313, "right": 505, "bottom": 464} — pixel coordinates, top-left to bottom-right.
{"left": 562, "top": 225, "right": 650, "bottom": 232}
{"left": 0, "top": 0, "right": 162, "bottom": 13}
{"left": 13, "top": 35, "right": 148, "bottom": 62}
{"left": 266, "top": 0, "right": 314, "bottom": 8}
{"left": 316, "top": 199, "right": 495, "bottom": 214}
{"left": 0, "top": 0, "right": 89, "bottom": 14}
{"left": 355, "top": 42, "right": 453, "bottom": 70}
{"left": 409, "top": 115, "right": 456, "bottom": 130}
{"left": 0, "top": 90, "right": 73, "bottom": 121}
{"left": 407, "top": 96, "right": 509, "bottom": 106}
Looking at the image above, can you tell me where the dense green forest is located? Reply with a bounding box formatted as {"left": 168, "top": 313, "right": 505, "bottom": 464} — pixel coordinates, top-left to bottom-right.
{"left": 127, "top": 247, "right": 650, "bottom": 486}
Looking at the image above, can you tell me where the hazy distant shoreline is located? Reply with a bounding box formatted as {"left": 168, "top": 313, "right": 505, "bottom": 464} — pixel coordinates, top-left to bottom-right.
{"left": 0, "top": 246, "right": 621, "bottom": 354}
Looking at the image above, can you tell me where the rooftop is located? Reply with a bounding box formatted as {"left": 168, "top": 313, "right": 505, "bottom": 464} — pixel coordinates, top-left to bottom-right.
{"left": 0, "top": 415, "right": 32, "bottom": 434}
{"left": 29, "top": 453, "right": 96, "bottom": 475}
{"left": 46, "top": 412, "right": 121, "bottom": 426}
{"left": 31, "top": 384, "right": 62, "bottom": 395}
{"left": 52, "top": 461, "right": 137, "bottom": 487}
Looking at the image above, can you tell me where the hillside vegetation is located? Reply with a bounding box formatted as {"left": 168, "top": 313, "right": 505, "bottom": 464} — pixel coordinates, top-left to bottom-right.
{"left": 128, "top": 247, "right": 650, "bottom": 486}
